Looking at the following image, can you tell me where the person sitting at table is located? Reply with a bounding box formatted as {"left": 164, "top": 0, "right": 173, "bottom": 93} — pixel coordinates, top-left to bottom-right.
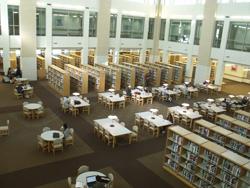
{"left": 241, "top": 96, "right": 249, "bottom": 105}
{"left": 126, "top": 85, "right": 132, "bottom": 97}
{"left": 62, "top": 123, "right": 71, "bottom": 139}
{"left": 16, "top": 84, "right": 24, "bottom": 96}
{"left": 15, "top": 66, "right": 22, "bottom": 78}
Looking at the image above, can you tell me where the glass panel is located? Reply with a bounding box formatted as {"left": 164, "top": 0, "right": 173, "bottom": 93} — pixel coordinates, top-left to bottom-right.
{"left": 68, "top": 11, "right": 83, "bottom": 36}
{"left": 121, "top": 15, "right": 132, "bottom": 38}
{"left": 148, "top": 18, "right": 154, "bottom": 39}
{"left": 194, "top": 20, "right": 202, "bottom": 45}
{"left": 243, "top": 24, "right": 250, "bottom": 52}
{"left": 52, "top": 9, "right": 68, "bottom": 36}
{"left": 160, "top": 19, "right": 166, "bottom": 40}
{"left": 36, "top": 8, "right": 46, "bottom": 36}
{"left": 89, "top": 12, "right": 98, "bottom": 37}
{"left": 110, "top": 14, "right": 117, "bottom": 38}
{"left": 168, "top": 20, "right": 191, "bottom": 44}
{"left": 213, "top": 21, "right": 224, "bottom": 48}
{"left": 226, "top": 22, "right": 247, "bottom": 51}
{"left": 131, "top": 17, "right": 144, "bottom": 39}
{"left": 8, "top": 5, "right": 19, "bottom": 35}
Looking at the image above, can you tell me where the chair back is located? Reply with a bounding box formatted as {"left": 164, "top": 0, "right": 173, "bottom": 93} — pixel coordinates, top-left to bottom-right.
{"left": 132, "top": 125, "right": 138, "bottom": 133}
{"left": 42, "top": 127, "right": 50, "bottom": 132}
{"left": 77, "top": 165, "right": 89, "bottom": 175}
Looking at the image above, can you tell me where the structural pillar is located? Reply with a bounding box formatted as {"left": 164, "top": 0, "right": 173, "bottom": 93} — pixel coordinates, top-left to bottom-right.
{"left": 20, "top": 0, "right": 37, "bottom": 80}
{"left": 45, "top": 4, "right": 52, "bottom": 70}
{"left": 82, "top": 9, "right": 89, "bottom": 65}
{"left": 95, "top": 0, "right": 111, "bottom": 64}
{"left": 150, "top": 0, "right": 162, "bottom": 63}
{"left": 113, "top": 11, "right": 122, "bottom": 64}
{"left": 0, "top": 0, "right": 10, "bottom": 74}
{"left": 139, "top": 16, "right": 149, "bottom": 63}
{"left": 194, "top": 0, "right": 217, "bottom": 84}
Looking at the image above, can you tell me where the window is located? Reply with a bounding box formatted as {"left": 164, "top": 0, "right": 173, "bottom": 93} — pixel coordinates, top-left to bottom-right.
{"left": 110, "top": 14, "right": 117, "bottom": 38}
{"left": 36, "top": 8, "right": 46, "bottom": 36}
{"left": 160, "top": 19, "right": 166, "bottom": 40}
{"left": 227, "top": 22, "right": 250, "bottom": 52}
{"left": 0, "top": 11, "right": 1, "bottom": 35}
{"left": 168, "top": 20, "right": 191, "bottom": 44}
{"left": 148, "top": 18, "right": 154, "bottom": 39}
{"left": 8, "top": 5, "right": 19, "bottom": 35}
{"left": 52, "top": 9, "right": 83, "bottom": 36}
{"left": 89, "top": 12, "right": 98, "bottom": 37}
{"left": 194, "top": 20, "right": 202, "bottom": 45}
{"left": 213, "top": 21, "right": 224, "bottom": 48}
{"left": 121, "top": 15, "right": 145, "bottom": 39}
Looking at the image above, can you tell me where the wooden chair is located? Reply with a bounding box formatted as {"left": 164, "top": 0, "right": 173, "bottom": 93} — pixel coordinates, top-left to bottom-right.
{"left": 181, "top": 115, "right": 191, "bottom": 128}
{"left": 62, "top": 104, "right": 69, "bottom": 113}
{"left": 200, "top": 106, "right": 207, "bottom": 117}
{"left": 159, "top": 95, "right": 167, "bottom": 102}
{"left": 37, "top": 135, "right": 48, "bottom": 152}
{"left": 67, "top": 177, "right": 75, "bottom": 188}
{"left": 35, "top": 108, "right": 44, "bottom": 119}
{"left": 42, "top": 127, "right": 50, "bottom": 132}
{"left": 173, "top": 112, "right": 181, "bottom": 124}
{"left": 120, "top": 122, "right": 126, "bottom": 127}
{"left": 130, "top": 126, "right": 138, "bottom": 144}
{"left": 148, "top": 123, "right": 158, "bottom": 136}
{"left": 207, "top": 109, "right": 216, "bottom": 121}
{"left": 108, "top": 173, "right": 114, "bottom": 188}
{"left": 51, "top": 139, "right": 63, "bottom": 155}
{"left": 143, "top": 120, "right": 150, "bottom": 132}
{"left": 103, "top": 130, "right": 113, "bottom": 146}
{"left": 23, "top": 109, "right": 32, "bottom": 119}
{"left": 14, "top": 89, "right": 23, "bottom": 99}
{"left": 97, "top": 126, "right": 104, "bottom": 139}
{"left": 131, "top": 95, "right": 136, "bottom": 103}
{"left": 64, "top": 128, "right": 74, "bottom": 146}
{"left": 97, "top": 93, "right": 103, "bottom": 103}
{"left": 119, "top": 101, "right": 125, "bottom": 109}
{"left": 77, "top": 165, "right": 89, "bottom": 175}
{"left": 0, "top": 126, "right": 9, "bottom": 136}
{"left": 106, "top": 100, "right": 114, "bottom": 111}
{"left": 69, "top": 106, "right": 79, "bottom": 116}
{"left": 135, "top": 114, "right": 143, "bottom": 128}
{"left": 136, "top": 96, "right": 144, "bottom": 106}
{"left": 146, "top": 97, "right": 153, "bottom": 104}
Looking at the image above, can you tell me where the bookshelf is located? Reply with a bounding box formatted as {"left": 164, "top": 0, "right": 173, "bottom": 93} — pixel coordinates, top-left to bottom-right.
{"left": 70, "top": 53, "right": 81, "bottom": 67}
{"left": 163, "top": 125, "right": 250, "bottom": 188}
{"left": 95, "top": 63, "right": 121, "bottom": 91}
{"left": 120, "top": 62, "right": 149, "bottom": 87}
{"left": 145, "top": 62, "right": 173, "bottom": 85}
{"left": 109, "top": 63, "right": 136, "bottom": 88}
{"left": 216, "top": 114, "right": 250, "bottom": 138}
{"left": 234, "top": 110, "right": 250, "bottom": 124}
{"left": 131, "top": 62, "right": 161, "bottom": 86}
{"left": 64, "top": 64, "right": 88, "bottom": 94}
{"left": 81, "top": 64, "right": 105, "bottom": 92}
{"left": 59, "top": 54, "right": 75, "bottom": 66}
{"left": 119, "top": 54, "right": 133, "bottom": 64}
{"left": 193, "top": 119, "right": 250, "bottom": 159}
{"left": 47, "top": 65, "right": 70, "bottom": 96}
{"left": 37, "top": 55, "right": 46, "bottom": 80}
{"left": 52, "top": 56, "right": 63, "bottom": 69}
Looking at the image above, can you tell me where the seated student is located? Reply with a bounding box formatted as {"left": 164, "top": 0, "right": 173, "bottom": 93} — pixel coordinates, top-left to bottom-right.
{"left": 62, "top": 123, "right": 71, "bottom": 139}
{"left": 15, "top": 67, "right": 22, "bottom": 78}
{"left": 241, "top": 96, "right": 249, "bottom": 105}
{"left": 125, "top": 85, "right": 132, "bottom": 97}
{"left": 16, "top": 84, "right": 24, "bottom": 95}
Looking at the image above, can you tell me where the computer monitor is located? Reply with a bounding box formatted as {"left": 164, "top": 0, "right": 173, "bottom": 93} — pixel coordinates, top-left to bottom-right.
{"left": 86, "top": 175, "right": 97, "bottom": 185}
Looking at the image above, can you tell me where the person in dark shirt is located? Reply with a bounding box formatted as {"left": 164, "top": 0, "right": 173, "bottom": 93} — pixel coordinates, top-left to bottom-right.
{"left": 16, "top": 84, "right": 24, "bottom": 95}
{"left": 126, "top": 85, "right": 132, "bottom": 97}
{"left": 15, "top": 67, "right": 22, "bottom": 78}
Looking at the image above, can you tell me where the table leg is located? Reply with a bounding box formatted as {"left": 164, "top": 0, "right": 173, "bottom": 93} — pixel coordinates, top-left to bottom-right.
{"left": 112, "top": 137, "right": 116, "bottom": 148}
{"left": 129, "top": 134, "right": 131, "bottom": 144}
{"left": 88, "top": 107, "right": 90, "bottom": 115}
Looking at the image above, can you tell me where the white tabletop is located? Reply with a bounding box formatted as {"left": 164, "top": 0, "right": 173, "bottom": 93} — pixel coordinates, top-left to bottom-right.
{"left": 187, "top": 87, "right": 198, "bottom": 92}
{"left": 94, "top": 118, "right": 132, "bottom": 137}
{"left": 41, "top": 130, "right": 64, "bottom": 142}
{"left": 100, "top": 92, "right": 125, "bottom": 103}
{"left": 132, "top": 89, "right": 152, "bottom": 98}
{"left": 69, "top": 96, "right": 90, "bottom": 108}
{"left": 24, "top": 103, "right": 42, "bottom": 110}
{"left": 136, "top": 111, "right": 172, "bottom": 127}
{"left": 16, "top": 78, "right": 28, "bottom": 82}
{"left": 201, "top": 103, "right": 226, "bottom": 113}
{"left": 75, "top": 171, "right": 105, "bottom": 188}
{"left": 168, "top": 106, "right": 202, "bottom": 119}
{"left": 153, "top": 87, "right": 179, "bottom": 95}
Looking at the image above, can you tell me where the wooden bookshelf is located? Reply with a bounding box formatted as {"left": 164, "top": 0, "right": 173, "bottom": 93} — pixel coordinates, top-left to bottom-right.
{"left": 88, "top": 55, "right": 95, "bottom": 66}
{"left": 70, "top": 53, "right": 81, "bottom": 67}
{"left": 64, "top": 64, "right": 88, "bottom": 94}
{"left": 234, "top": 110, "right": 250, "bottom": 124}
{"left": 81, "top": 64, "right": 105, "bottom": 92}
{"left": 131, "top": 62, "right": 161, "bottom": 86}
{"left": 47, "top": 65, "right": 70, "bottom": 96}
{"left": 59, "top": 54, "right": 75, "bottom": 66}
{"left": 119, "top": 54, "right": 133, "bottom": 64}
{"left": 37, "top": 55, "right": 46, "bottom": 80}
{"left": 193, "top": 119, "right": 250, "bottom": 159}
{"left": 120, "top": 62, "right": 149, "bottom": 87}
{"left": 163, "top": 125, "right": 250, "bottom": 188}
{"left": 145, "top": 62, "right": 173, "bottom": 85}
{"left": 52, "top": 56, "right": 63, "bottom": 69}
{"left": 95, "top": 63, "right": 121, "bottom": 91}
{"left": 216, "top": 114, "right": 250, "bottom": 138}
{"left": 109, "top": 63, "right": 136, "bottom": 89}
{"left": 10, "top": 52, "right": 17, "bottom": 69}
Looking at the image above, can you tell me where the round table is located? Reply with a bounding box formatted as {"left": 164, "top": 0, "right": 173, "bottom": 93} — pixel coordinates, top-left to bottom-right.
{"left": 76, "top": 171, "right": 106, "bottom": 187}
{"left": 41, "top": 130, "right": 64, "bottom": 142}
{"left": 24, "top": 103, "right": 42, "bottom": 110}
{"left": 73, "top": 92, "right": 80, "bottom": 96}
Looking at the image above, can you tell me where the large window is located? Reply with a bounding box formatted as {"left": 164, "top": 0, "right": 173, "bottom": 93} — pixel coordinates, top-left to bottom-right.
{"left": 89, "top": 12, "right": 97, "bottom": 37}
{"left": 194, "top": 20, "right": 202, "bottom": 45}
{"left": 52, "top": 9, "right": 83, "bottom": 36}
{"left": 148, "top": 18, "right": 154, "bottom": 39}
{"left": 36, "top": 8, "right": 46, "bottom": 36}
{"left": 160, "top": 19, "right": 166, "bottom": 40}
{"left": 227, "top": 22, "right": 250, "bottom": 52}
{"left": 168, "top": 20, "right": 191, "bottom": 44}
{"left": 8, "top": 5, "right": 19, "bottom": 35}
{"left": 110, "top": 14, "right": 117, "bottom": 38}
{"left": 121, "top": 15, "right": 145, "bottom": 39}
{"left": 213, "top": 21, "right": 224, "bottom": 48}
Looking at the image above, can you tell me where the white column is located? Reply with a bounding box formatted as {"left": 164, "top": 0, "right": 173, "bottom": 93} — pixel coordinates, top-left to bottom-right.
{"left": 95, "top": 0, "right": 111, "bottom": 64}
{"left": 45, "top": 4, "right": 52, "bottom": 70}
{"left": 194, "top": 0, "right": 217, "bottom": 84}
{"left": 215, "top": 18, "right": 230, "bottom": 90}
{"left": 83, "top": 9, "right": 89, "bottom": 65}
{"left": 163, "top": 19, "right": 170, "bottom": 64}
{"left": 185, "top": 18, "right": 196, "bottom": 82}
{"left": 139, "top": 16, "right": 149, "bottom": 63}
{"left": 20, "top": 0, "right": 37, "bottom": 80}
{"left": 113, "top": 11, "right": 122, "bottom": 64}
{"left": 0, "top": 0, "right": 10, "bottom": 74}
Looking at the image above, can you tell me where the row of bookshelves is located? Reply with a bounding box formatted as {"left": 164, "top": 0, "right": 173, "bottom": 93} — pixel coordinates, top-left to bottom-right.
{"left": 234, "top": 110, "right": 250, "bottom": 124}
{"left": 163, "top": 125, "right": 250, "bottom": 188}
{"left": 37, "top": 55, "right": 46, "bottom": 80}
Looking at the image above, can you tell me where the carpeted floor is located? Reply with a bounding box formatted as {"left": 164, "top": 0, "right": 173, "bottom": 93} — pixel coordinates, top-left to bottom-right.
{"left": 0, "top": 79, "right": 249, "bottom": 188}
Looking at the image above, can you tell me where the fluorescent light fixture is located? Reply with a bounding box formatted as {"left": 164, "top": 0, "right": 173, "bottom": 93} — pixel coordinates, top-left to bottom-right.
{"left": 52, "top": 3, "right": 85, "bottom": 11}
{"left": 231, "top": 15, "right": 250, "bottom": 19}
{"left": 110, "top": 9, "right": 118, "bottom": 14}
{"left": 13, "top": 11, "right": 18, "bottom": 14}
{"left": 121, "top": 11, "right": 145, "bottom": 17}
